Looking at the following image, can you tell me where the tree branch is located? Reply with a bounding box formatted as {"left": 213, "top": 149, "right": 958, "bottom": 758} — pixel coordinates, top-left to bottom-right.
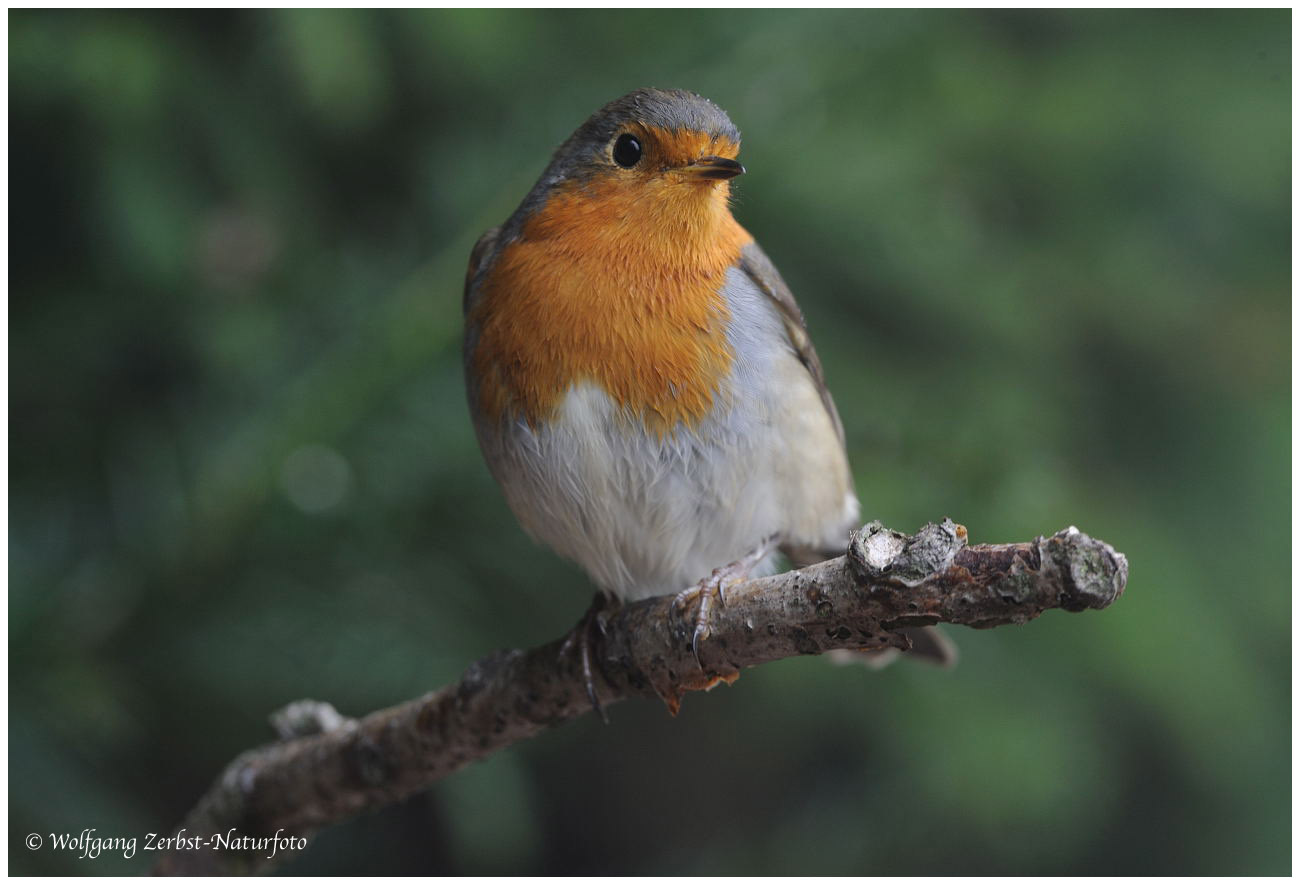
{"left": 152, "top": 520, "right": 1127, "bottom": 875}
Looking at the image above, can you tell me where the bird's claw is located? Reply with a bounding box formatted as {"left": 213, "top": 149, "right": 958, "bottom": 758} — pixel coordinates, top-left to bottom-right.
{"left": 561, "top": 593, "right": 611, "bottom": 724}
{"left": 672, "top": 537, "right": 778, "bottom": 670}
{"left": 690, "top": 622, "right": 708, "bottom": 670}
{"left": 672, "top": 567, "right": 732, "bottom": 671}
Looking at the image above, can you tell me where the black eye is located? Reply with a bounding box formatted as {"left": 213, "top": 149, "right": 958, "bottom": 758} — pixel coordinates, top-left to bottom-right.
{"left": 612, "top": 133, "right": 642, "bottom": 168}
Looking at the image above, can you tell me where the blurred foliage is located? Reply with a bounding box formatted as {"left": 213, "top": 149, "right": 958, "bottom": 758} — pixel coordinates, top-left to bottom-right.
{"left": 8, "top": 9, "right": 1289, "bottom": 876}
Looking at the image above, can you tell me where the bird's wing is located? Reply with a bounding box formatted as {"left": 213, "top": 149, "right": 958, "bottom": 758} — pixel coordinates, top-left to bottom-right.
{"left": 741, "top": 243, "right": 956, "bottom": 668}
{"left": 736, "top": 240, "right": 846, "bottom": 445}
{"left": 463, "top": 226, "right": 502, "bottom": 314}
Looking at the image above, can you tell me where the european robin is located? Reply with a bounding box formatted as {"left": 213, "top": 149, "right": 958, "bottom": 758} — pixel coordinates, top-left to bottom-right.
{"left": 463, "top": 88, "right": 950, "bottom": 708}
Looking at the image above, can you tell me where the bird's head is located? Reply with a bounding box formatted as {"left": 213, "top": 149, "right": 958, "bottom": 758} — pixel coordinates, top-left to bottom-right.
{"left": 510, "top": 88, "right": 746, "bottom": 243}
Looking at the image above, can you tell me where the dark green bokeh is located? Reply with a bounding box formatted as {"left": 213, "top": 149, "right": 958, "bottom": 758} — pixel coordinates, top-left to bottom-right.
{"left": 9, "top": 9, "right": 1289, "bottom": 875}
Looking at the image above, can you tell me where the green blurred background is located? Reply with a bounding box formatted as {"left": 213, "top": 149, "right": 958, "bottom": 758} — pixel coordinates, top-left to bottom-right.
{"left": 9, "top": 9, "right": 1290, "bottom": 875}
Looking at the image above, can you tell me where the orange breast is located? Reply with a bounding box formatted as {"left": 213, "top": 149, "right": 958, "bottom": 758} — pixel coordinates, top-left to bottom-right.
{"left": 470, "top": 174, "right": 753, "bottom": 434}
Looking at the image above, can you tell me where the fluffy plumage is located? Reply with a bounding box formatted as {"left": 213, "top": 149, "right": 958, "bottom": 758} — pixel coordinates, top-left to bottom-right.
{"left": 463, "top": 88, "right": 859, "bottom": 602}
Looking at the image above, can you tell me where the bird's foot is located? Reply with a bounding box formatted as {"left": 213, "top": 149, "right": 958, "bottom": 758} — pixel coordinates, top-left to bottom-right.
{"left": 559, "top": 593, "right": 612, "bottom": 724}
{"left": 672, "top": 536, "right": 778, "bottom": 670}
{"left": 670, "top": 570, "right": 727, "bottom": 670}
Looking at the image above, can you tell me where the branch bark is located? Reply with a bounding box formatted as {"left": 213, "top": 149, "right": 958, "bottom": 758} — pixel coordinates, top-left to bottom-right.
{"left": 152, "top": 520, "right": 1127, "bottom": 875}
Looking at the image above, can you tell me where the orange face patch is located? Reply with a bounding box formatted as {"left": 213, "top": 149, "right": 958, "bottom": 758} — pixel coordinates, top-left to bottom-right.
{"left": 631, "top": 125, "right": 740, "bottom": 170}
{"left": 470, "top": 138, "right": 753, "bottom": 434}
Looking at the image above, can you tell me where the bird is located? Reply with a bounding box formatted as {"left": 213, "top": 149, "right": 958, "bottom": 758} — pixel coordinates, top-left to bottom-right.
{"left": 462, "top": 88, "right": 951, "bottom": 710}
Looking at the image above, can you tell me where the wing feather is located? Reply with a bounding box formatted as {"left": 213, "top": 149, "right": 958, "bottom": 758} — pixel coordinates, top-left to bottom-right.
{"left": 736, "top": 240, "right": 845, "bottom": 445}
{"left": 463, "top": 226, "right": 502, "bottom": 314}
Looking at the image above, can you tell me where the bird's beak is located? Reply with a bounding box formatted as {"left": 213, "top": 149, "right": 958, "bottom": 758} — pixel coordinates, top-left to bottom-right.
{"left": 684, "top": 155, "right": 746, "bottom": 181}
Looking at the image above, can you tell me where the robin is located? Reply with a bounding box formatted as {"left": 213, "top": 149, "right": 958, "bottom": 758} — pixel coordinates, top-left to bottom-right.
{"left": 463, "top": 88, "right": 951, "bottom": 710}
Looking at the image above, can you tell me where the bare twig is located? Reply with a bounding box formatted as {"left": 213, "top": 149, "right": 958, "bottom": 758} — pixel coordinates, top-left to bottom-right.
{"left": 152, "top": 520, "right": 1127, "bottom": 875}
